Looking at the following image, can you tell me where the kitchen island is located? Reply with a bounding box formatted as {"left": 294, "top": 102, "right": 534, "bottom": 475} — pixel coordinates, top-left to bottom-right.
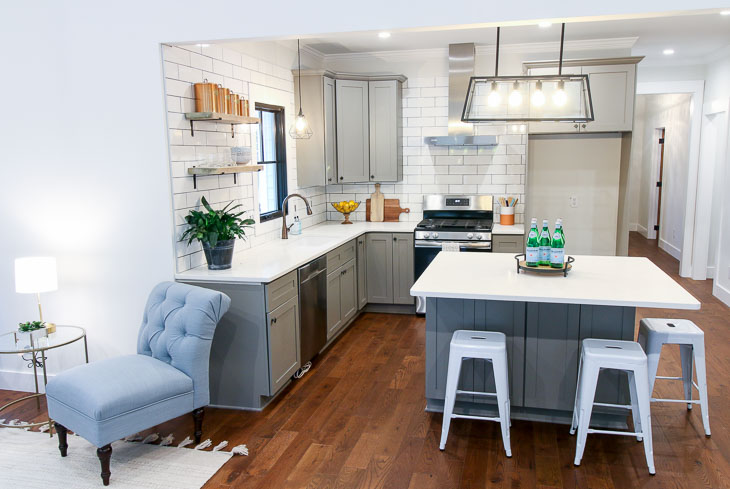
{"left": 410, "top": 252, "right": 700, "bottom": 427}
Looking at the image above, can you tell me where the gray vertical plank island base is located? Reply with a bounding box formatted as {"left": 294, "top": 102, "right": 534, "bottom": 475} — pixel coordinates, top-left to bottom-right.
{"left": 410, "top": 252, "right": 700, "bottom": 428}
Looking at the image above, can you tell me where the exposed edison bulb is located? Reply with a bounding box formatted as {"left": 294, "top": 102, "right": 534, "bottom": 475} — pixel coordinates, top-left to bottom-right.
{"left": 295, "top": 115, "right": 307, "bottom": 132}
{"left": 487, "top": 81, "right": 501, "bottom": 107}
{"left": 553, "top": 80, "right": 567, "bottom": 107}
{"left": 508, "top": 81, "right": 522, "bottom": 107}
{"left": 531, "top": 80, "right": 545, "bottom": 107}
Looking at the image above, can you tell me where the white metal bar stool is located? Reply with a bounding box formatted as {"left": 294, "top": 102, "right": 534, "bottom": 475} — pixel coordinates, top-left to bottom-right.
{"left": 570, "top": 338, "right": 655, "bottom": 474}
{"left": 638, "top": 318, "right": 710, "bottom": 436}
{"left": 439, "top": 330, "right": 511, "bottom": 457}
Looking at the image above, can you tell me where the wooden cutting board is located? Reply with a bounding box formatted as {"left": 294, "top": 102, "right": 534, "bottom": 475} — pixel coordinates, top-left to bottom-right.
{"left": 370, "top": 183, "right": 385, "bottom": 222}
{"left": 366, "top": 198, "right": 410, "bottom": 222}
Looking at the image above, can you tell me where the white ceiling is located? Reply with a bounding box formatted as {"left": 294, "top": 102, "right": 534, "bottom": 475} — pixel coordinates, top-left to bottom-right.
{"left": 295, "top": 10, "right": 730, "bottom": 66}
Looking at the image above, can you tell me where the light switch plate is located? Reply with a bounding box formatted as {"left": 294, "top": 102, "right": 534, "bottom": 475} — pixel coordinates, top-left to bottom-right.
{"left": 569, "top": 196, "right": 578, "bottom": 208}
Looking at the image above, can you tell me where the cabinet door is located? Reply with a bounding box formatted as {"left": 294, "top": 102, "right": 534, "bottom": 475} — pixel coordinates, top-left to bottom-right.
{"left": 267, "top": 295, "right": 300, "bottom": 395}
{"left": 366, "top": 233, "right": 393, "bottom": 303}
{"left": 356, "top": 237, "right": 367, "bottom": 309}
{"left": 324, "top": 76, "right": 337, "bottom": 184}
{"left": 527, "top": 66, "right": 582, "bottom": 135}
{"left": 581, "top": 64, "right": 635, "bottom": 132}
{"left": 392, "top": 233, "right": 414, "bottom": 304}
{"left": 326, "top": 270, "right": 342, "bottom": 340}
{"left": 493, "top": 234, "right": 524, "bottom": 254}
{"left": 340, "top": 259, "right": 357, "bottom": 323}
{"left": 336, "top": 79, "right": 370, "bottom": 183}
{"left": 369, "top": 80, "right": 400, "bottom": 182}
{"left": 294, "top": 75, "right": 326, "bottom": 187}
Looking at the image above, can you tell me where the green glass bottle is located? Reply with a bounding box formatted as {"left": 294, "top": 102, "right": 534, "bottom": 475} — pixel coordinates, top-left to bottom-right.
{"left": 538, "top": 219, "right": 551, "bottom": 266}
{"left": 556, "top": 218, "right": 565, "bottom": 244}
{"left": 550, "top": 226, "right": 565, "bottom": 268}
{"left": 525, "top": 218, "right": 539, "bottom": 267}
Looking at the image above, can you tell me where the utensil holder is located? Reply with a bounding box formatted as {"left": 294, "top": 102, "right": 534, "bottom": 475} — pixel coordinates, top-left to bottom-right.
{"left": 500, "top": 206, "right": 515, "bottom": 225}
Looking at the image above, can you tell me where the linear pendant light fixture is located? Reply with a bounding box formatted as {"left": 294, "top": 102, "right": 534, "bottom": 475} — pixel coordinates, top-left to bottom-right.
{"left": 461, "top": 23, "right": 594, "bottom": 123}
{"left": 290, "top": 39, "right": 313, "bottom": 139}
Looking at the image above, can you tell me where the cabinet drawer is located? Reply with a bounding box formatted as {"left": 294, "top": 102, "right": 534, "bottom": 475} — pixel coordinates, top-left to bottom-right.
{"left": 326, "top": 239, "right": 356, "bottom": 272}
{"left": 493, "top": 235, "right": 524, "bottom": 254}
{"left": 265, "top": 270, "right": 298, "bottom": 312}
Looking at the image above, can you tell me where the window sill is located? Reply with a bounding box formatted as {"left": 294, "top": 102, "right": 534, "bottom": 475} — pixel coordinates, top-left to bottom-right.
{"left": 259, "top": 211, "right": 282, "bottom": 223}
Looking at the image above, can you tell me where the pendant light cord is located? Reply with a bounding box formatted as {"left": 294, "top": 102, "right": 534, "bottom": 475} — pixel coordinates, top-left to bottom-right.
{"left": 297, "top": 39, "right": 303, "bottom": 113}
{"left": 494, "top": 27, "right": 500, "bottom": 77}
{"left": 558, "top": 23, "right": 565, "bottom": 76}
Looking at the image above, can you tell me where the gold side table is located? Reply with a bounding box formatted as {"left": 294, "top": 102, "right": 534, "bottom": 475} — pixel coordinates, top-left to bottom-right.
{"left": 0, "top": 325, "right": 88, "bottom": 435}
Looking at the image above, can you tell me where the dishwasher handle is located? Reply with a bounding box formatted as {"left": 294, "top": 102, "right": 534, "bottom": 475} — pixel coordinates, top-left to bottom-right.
{"left": 300, "top": 267, "right": 327, "bottom": 284}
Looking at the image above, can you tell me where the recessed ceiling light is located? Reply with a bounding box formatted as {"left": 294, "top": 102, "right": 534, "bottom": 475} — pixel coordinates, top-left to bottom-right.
{"left": 196, "top": 43, "right": 210, "bottom": 48}
{"left": 538, "top": 22, "right": 552, "bottom": 28}
{"left": 720, "top": 10, "right": 730, "bottom": 15}
{"left": 663, "top": 48, "right": 675, "bottom": 55}
{"left": 378, "top": 32, "right": 391, "bottom": 39}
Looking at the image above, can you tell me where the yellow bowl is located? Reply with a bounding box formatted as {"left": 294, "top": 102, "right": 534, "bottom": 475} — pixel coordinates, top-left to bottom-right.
{"left": 331, "top": 202, "right": 360, "bottom": 214}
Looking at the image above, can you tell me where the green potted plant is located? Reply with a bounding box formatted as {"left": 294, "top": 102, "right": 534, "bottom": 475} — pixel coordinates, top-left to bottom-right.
{"left": 180, "top": 197, "right": 255, "bottom": 270}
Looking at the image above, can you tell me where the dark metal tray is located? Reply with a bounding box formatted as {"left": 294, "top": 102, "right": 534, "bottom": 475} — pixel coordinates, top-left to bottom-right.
{"left": 514, "top": 254, "right": 574, "bottom": 277}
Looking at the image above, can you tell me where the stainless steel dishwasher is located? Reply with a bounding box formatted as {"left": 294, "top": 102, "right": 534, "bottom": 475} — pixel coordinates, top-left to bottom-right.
{"left": 298, "top": 256, "right": 327, "bottom": 368}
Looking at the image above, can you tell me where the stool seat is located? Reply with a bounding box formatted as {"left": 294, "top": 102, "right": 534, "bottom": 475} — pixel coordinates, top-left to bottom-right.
{"left": 440, "top": 330, "right": 511, "bottom": 457}
{"left": 638, "top": 318, "right": 710, "bottom": 436}
{"left": 571, "top": 338, "right": 655, "bottom": 474}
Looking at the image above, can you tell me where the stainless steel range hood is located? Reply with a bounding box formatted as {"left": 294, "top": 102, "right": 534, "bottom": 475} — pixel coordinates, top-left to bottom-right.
{"left": 423, "top": 43, "right": 497, "bottom": 147}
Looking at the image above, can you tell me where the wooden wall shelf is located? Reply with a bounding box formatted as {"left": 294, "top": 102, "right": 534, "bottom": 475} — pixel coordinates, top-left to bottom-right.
{"left": 188, "top": 165, "right": 263, "bottom": 189}
{"left": 184, "top": 112, "right": 260, "bottom": 138}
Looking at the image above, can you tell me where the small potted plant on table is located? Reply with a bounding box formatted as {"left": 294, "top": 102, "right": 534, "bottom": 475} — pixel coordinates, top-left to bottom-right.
{"left": 180, "top": 197, "right": 255, "bottom": 270}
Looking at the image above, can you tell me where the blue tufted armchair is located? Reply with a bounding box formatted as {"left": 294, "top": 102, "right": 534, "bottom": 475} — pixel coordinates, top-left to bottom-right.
{"left": 45, "top": 282, "right": 231, "bottom": 486}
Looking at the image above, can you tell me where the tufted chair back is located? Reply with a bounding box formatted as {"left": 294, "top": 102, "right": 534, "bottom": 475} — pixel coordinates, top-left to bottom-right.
{"left": 137, "top": 282, "right": 231, "bottom": 408}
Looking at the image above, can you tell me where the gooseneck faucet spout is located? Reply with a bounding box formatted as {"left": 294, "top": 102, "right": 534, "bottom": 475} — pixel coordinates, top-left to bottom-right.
{"left": 281, "top": 193, "right": 313, "bottom": 239}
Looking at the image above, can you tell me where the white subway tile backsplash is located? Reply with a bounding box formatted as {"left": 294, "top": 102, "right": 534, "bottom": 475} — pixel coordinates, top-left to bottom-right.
{"left": 189, "top": 52, "right": 213, "bottom": 72}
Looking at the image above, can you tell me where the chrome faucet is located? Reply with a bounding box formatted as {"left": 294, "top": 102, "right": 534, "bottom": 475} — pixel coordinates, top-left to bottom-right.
{"left": 281, "top": 193, "right": 313, "bottom": 239}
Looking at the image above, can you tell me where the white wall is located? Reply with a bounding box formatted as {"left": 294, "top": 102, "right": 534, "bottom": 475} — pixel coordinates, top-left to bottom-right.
{"left": 630, "top": 93, "right": 692, "bottom": 259}
{"left": 0, "top": 0, "right": 723, "bottom": 390}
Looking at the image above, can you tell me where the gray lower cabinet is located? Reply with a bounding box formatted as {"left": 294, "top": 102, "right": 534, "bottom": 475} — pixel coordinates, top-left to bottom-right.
{"left": 493, "top": 234, "right": 525, "bottom": 254}
{"left": 356, "top": 236, "right": 367, "bottom": 309}
{"left": 366, "top": 232, "right": 414, "bottom": 304}
{"left": 267, "top": 295, "right": 301, "bottom": 395}
{"left": 326, "top": 258, "right": 357, "bottom": 340}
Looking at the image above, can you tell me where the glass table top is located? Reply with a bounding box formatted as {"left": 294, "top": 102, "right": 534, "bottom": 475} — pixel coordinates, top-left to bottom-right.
{"left": 0, "top": 325, "right": 86, "bottom": 354}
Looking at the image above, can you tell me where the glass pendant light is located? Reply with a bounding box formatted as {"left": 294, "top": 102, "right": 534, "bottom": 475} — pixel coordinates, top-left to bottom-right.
{"left": 508, "top": 81, "right": 522, "bottom": 107}
{"left": 553, "top": 80, "right": 567, "bottom": 106}
{"left": 531, "top": 80, "right": 545, "bottom": 107}
{"left": 290, "top": 39, "right": 313, "bottom": 139}
{"left": 487, "top": 81, "right": 501, "bottom": 107}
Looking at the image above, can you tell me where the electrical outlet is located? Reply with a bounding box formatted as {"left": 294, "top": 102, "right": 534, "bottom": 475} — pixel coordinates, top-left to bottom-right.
{"left": 569, "top": 196, "right": 578, "bottom": 208}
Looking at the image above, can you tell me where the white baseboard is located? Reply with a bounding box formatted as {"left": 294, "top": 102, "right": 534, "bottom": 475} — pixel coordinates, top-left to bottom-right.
{"left": 707, "top": 266, "right": 716, "bottom": 279}
{"left": 629, "top": 223, "right": 638, "bottom": 232}
{"left": 0, "top": 369, "right": 53, "bottom": 393}
{"left": 637, "top": 224, "right": 649, "bottom": 238}
{"left": 713, "top": 282, "right": 730, "bottom": 307}
{"left": 659, "top": 238, "right": 682, "bottom": 260}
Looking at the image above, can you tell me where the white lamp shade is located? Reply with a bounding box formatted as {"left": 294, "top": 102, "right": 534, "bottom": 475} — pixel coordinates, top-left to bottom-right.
{"left": 15, "top": 257, "right": 58, "bottom": 294}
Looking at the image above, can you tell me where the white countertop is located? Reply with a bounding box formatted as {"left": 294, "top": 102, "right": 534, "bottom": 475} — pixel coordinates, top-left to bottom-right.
{"left": 410, "top": 252, "right": 700, "bottom": 310}
{"left": 492, "top": 224, "right": 524, "bottom": 235}
{"left": 175, "top": 221, "right": 416, "bottom": 284}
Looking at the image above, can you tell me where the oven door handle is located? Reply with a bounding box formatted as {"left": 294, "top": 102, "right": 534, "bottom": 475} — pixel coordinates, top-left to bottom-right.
{"left": 414, "top": 240, "right": 492, "bottom": 249}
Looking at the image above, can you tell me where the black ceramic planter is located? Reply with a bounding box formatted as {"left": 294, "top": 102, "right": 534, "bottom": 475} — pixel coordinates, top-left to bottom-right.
{"left": 202, "top": 239, "right": 235, "bottom": 270}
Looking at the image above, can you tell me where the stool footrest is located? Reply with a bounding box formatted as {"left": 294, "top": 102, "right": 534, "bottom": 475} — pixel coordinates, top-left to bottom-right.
{"left": 456, "top": 389, "right": 497, "bottom": 397}
{"left": 587, "top": 428, "right": 643, "bottom": 437}
{"left": 452, "top": 413, "right": 501, "bottom": 422}
{"left": 656, "top": 375, "right": 684, "bottom": 380}
{"left": 651, "top": 397, "right": 701, "bottom": 404}
{"left": 593, "top": 402, "right": 632, "bottom": 410}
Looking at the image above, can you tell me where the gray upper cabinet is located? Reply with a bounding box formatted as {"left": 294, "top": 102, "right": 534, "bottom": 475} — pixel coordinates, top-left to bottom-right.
{"left": 267, "top": 295, "right": 300, "bottom": 396}
{"left": 366, "top": 233, "right": 393, "bottom": 303}
{"left": 392, "top": 233, "right": 414, "bottom": 304}
{"left": 369, "top": 80, "right": 402, "bottom": 182}
{"left": 323, "top": 76, "right": 337, "bottom": 184}
{"left": 336, "top": 79, "right": 370, "bottom": 183}
{"left": 293, "top": 74, "right": 330, "bottom": 187}
{"left": 356, "top": 237, "right": 367, "bottom": 309}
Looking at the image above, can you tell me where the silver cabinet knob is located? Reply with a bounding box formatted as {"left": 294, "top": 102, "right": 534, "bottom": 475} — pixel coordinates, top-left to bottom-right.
{"left": 476, "top": 234, "right": 483, "bottom": 240}
{"left": 433, "top": 232, "right": 439, "bottom": 238}
{"left": 467, "top": 233, "right": 474, "bottom": 239}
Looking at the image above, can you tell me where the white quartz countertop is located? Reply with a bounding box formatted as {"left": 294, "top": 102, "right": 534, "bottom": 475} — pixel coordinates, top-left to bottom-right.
{"left": 410, "top": 252, "right": 700, "bottom": 310}
{"left": 175, "top": 221, "right": 416, "bottom": 284}
{"left": 492, "top": 224, "right": 524, "bottom": 235}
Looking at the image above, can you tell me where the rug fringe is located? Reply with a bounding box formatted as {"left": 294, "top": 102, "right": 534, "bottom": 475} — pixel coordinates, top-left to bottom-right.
{"left": 142, "top": 433, "right": 159, "bottom": 444}
{"left": 195, "top": 439, "right": 212, "bottom": 450}
{"left": 177, "top": 436, "right": 194, "bottom": 448}
{"left": 212, "top": 441, "right": 228, "bottom": 452}
{"left": 231, "top": 444, "right": 249, "bottom": 456}
{"left": 124, "top": 433, "right": 143, "bottom": 442}
{"left": 39, "top": 424, "right": 50, "bottom": 433}
{"left": 159, "top": 434, "right": 175, "bottom": 446}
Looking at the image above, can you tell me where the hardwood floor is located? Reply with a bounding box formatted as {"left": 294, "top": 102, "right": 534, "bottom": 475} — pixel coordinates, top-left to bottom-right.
{"left": 3, "top": 231, "right": 729, "bottom": 488}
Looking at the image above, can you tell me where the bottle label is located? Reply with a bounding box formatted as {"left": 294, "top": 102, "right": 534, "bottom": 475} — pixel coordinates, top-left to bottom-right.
{"left": 553, "top": 232, "right": 561, "bottom": 240}
{"left": 551, "top": 248, "right": 565, "bottom": 266}
{"left": 526, "top": 247, "right": 539, "bottom": 263}
{"left": 528, "top": 230, "right": 537, "bottom": 239}
{"left": 539, "top": 246, "right": 550, "bottom": 262}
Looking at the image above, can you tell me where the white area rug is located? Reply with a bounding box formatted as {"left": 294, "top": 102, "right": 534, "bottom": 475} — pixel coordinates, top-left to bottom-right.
{"left": 0, "top": 429, "right": 231, "bottom": 488}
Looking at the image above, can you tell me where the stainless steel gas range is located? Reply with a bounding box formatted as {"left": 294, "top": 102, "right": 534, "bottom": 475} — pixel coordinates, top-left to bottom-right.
{"left": 414, "top": 194, "right": 494, "bottom": 313}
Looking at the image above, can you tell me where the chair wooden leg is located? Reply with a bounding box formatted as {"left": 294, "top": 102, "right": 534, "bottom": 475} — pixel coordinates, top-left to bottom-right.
{"left": 97, "top": 444, "right": 112, "bottom": 486}
{"left": 54, "top": 422, "right": 68, "bottom": 457}
{"left": 193, "top": 407, "right": 205, "bottom": 444}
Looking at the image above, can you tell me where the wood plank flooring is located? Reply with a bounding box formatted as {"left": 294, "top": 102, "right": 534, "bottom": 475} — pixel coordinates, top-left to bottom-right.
{"left": 2, "top": 231, "right": 729, "bottom": 488}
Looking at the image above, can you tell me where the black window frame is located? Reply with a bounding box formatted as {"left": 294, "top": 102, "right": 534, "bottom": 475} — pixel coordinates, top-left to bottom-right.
{"left": 255, "top": 103, "right": 288, "bottom": 223}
